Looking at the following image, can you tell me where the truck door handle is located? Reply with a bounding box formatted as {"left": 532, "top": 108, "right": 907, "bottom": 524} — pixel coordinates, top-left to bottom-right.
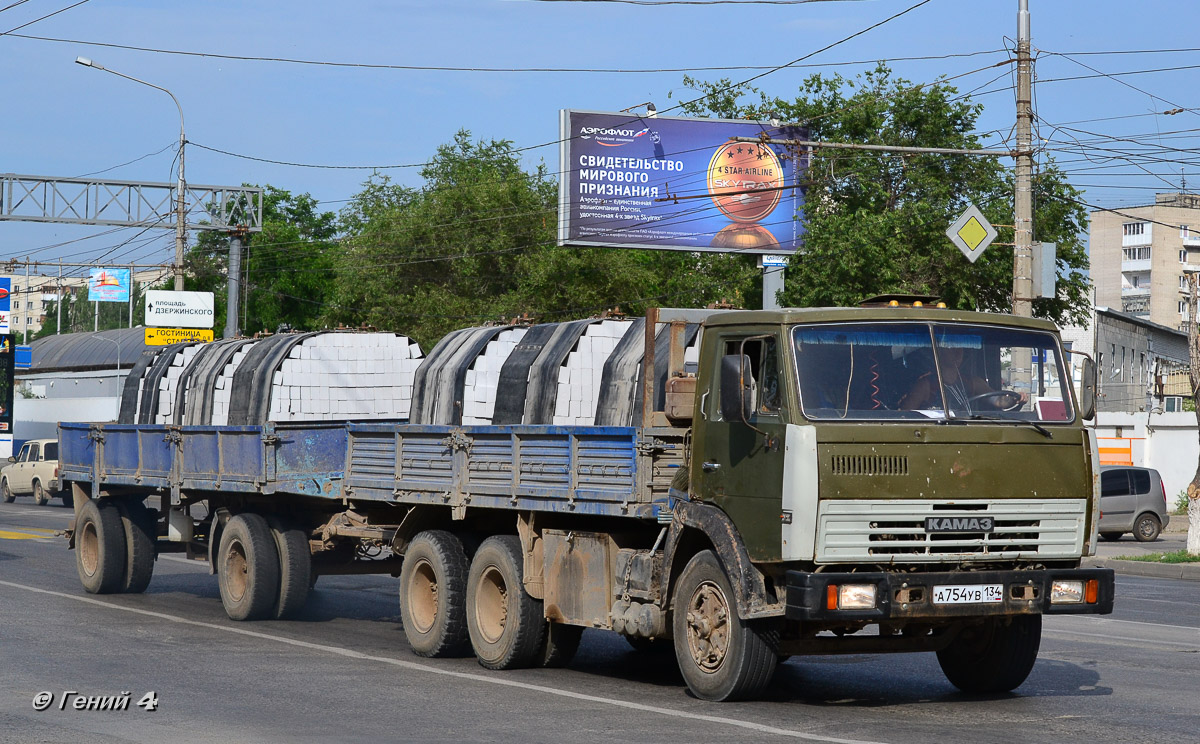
{"left": 701, "top": 461, "right": 721, "bottom": 472}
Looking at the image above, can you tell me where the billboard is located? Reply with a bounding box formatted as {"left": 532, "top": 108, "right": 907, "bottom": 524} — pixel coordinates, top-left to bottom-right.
{"left": 0, "top": 277, "right": 9, "bottom": 334}
{"left": 558, "top": 110, "right": 808, "bottom": 254}
{"left": 88, "top": 268, "right": 131, "bottom": 303}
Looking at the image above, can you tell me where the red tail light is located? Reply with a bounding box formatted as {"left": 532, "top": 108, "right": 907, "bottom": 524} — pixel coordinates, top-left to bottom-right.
{"left": 1161, "top": 478, "right": 1167, "bottom": 506}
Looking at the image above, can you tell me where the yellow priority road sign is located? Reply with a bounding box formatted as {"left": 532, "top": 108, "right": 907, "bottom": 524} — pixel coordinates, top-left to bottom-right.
{"left": 946, "top": 204, "right": 998, "bottom": 264}
{"left": 145, "top": 327, "right": 214, "bottom": 346}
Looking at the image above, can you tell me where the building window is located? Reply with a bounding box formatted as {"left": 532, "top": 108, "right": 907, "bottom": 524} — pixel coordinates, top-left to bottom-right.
{"left": 1183, "top": 225, "right": 1192, "bottom": 239}
{"left": 1123, "top": 246, "right": 1151, "bottom": 260}
{"left": 1182, "top": 275, "right": 1191, "bottom": 290}
{"left": 1180, "top": 300, "right": 1189, "bottom": 316}
{"left": 1124, "top": 222, "right": 1147, "bottom": 236}
{"left": 1165, "top": 396, "right": 1184, "bottom": 412}
{"left": 1182, "top": 249, "right": 1190, "bottom": 263}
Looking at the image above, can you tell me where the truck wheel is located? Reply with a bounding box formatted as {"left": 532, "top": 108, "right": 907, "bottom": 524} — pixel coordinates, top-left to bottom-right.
{"left": 116, "top": 500, "right": 156, "bottom": 594}
{"left": 538, "top": 622, "right": 584, "bottom": 668}
{"left": 217, "top": 513, "right": 281, "bottom": 621}
{"left": 32, "top": 481, "right": 48, "bottom": 506}
{"left": 936, "top": 615, "right": 1042, "bottom": 694}
{"left": 466, "top": 534, "right": 545, "bottom": 670}
{"left": 76, "top": 499, "right": 127, "bottom": 594}
{"left": 2, "top": 479, "right": 14, "bottom": 503}
{"left": 268, "top": 518, "right": 312, "bottom": 620}
{"left": 400, "top": 530, "right": 469, "bottom": 657}
{"left": 671, "top": 550, "right": 778, "bottom": 702}
{"left": 1133, "top": 513, "right": 1161, "bottom": 542}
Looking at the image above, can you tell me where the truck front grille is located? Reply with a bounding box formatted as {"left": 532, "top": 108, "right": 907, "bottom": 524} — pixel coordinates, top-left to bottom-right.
{"left": 830, "top": 455, "right": 909, "bottom": 476}
{"left": 815, "top": 499, "right": 1086, "bottom": 562}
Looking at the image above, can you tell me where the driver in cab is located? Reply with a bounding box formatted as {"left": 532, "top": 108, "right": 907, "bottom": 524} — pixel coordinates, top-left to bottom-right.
{"left": 898, "top": 345, "right": 1024, "bottom": 413}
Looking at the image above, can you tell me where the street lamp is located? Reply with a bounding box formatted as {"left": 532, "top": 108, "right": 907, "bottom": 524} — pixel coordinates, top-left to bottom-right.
{"left": 76, "top": 56, "right": 187, "bottom": 291}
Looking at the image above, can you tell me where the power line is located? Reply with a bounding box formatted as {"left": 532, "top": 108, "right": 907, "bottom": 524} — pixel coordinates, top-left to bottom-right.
{"left": 0, "top": 0, "right": 89, "bottom": 36}
{"left": 4, "top": 30, "right": 1004, "bottom": 74}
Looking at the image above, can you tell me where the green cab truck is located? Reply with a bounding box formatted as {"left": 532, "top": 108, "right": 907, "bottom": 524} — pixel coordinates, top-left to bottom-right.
{"left": 60, "top": 304, "right": 1113, "bottom": 701}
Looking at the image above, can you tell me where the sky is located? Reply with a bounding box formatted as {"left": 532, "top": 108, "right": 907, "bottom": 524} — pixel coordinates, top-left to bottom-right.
{"left": 3, "top": 0, "right": 1200, "bottom": 281}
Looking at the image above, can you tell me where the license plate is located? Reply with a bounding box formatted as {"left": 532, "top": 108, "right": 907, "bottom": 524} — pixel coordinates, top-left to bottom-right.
{"left": 932, "top": 584, "right": 1003, "bottom": 604}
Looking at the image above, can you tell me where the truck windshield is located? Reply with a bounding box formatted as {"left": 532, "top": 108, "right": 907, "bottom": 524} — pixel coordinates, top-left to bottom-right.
{"left": 793, "top": 322, "right": 1074, "bottom": 423}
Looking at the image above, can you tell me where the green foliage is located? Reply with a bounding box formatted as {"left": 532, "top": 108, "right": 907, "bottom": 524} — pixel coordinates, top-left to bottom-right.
{"left": 328, "top": 131, "right": 759, "bottom": 347}
{"left": 189, "top": 186, "right": 338, "bottom": 335}
{"left": 676, "top": 66, "right": 1092, "bottom": 324}
{"left": 1118, "top": 550, "right": 1200, "bottom": 564}
{"left": 1175, "top": 490, "right": 1191, "bottom": 515}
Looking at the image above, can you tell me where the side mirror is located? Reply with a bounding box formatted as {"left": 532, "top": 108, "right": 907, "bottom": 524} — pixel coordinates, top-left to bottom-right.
{"left": 1078, "top": 357, "right": 1096, "bottom": 421}
{"left": 6, "top": 456, "right": 14, "bottom": 463}
{"left": 720, "top": 354, "right": 757, "bottom": 423}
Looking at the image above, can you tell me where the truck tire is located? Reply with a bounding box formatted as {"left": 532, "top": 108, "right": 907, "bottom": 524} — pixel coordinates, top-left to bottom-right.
{"left": 32, "top": 480, "right": 48, "bottom": 506}
{"left": 936, "top": 615, "right": 1042, "bottom": 694}
{"left": 400, "top": 530, "right": 469, "bottom": 657}
{"left": 268, "top": 518, "right": 312, "bottom": 620}
{"left": 116, "top": 500, "right": 156, "bottom": 594}
{"left": 538, "top": 622, "right": 584, "bottom": 668}
{"left": 466, "top": 534, "right": 545, "bottom": 670}
{"left": 671, "top": 550, "right": 778, "bottom": 702}
{"left": 2, "top": 479, "right": 14, "bottom": 503}
{"left": 217, "top": 513, "right": 281, "bottom": 621}
{"left": 1133, "top": 513, "right": 1161, "bottom": 542}
{"left": 76, "top": 499, "right": 127, "bottom": 595}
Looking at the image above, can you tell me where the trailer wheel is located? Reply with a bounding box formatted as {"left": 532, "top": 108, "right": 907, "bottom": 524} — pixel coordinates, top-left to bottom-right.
{"left": 116, "top": 500, "right": 156, "bottom": 594}
{"left": 936, "top": 615, "right": 1042, "bottom": 694}
{"left": 76, "top": 499, "right": 126, "bottom": 594}
{"left": 466, "top": 534, "right": 545, "bottom": 670}
{"left": 32, "top": 481, "right": 48, "bottom": 506}
{"left": 538, "top": 622, "right": 584, "bottom": 668}
{"left": 268, "top": 518, "right": 312, "bottom": 620}
{"left": 217, "top": 513, "right": 281, "bottom": 621}
{"left": 399, "top": 530, "right": 470, "bottom": 657}
{"left": 671, "top": 550, "right": 778, "bottom": 702}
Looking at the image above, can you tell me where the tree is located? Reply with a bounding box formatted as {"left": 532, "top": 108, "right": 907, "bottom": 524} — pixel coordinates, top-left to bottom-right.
{"left": 676, "top": 66, "right": 1092, "bottom": 325}
{"left": 329, "top": 131, "right": 759, "bottom": 348}
{"left": 188, "top": 186, "right": 338, "bottom": 335}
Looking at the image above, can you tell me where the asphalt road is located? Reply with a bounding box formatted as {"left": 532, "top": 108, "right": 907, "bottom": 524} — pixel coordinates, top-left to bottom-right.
{"left": 2, "top": 502, "right": 1198, "bottom": 744}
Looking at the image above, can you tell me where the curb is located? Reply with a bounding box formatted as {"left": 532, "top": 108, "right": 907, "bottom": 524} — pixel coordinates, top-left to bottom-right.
{"left": 1084, "top": 557, "right": 1200, "bottom": 582}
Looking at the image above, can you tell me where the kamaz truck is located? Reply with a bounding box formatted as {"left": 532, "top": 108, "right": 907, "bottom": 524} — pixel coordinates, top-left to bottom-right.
{"left": 59, "top": 304, "right": 1113, "bottom": 701}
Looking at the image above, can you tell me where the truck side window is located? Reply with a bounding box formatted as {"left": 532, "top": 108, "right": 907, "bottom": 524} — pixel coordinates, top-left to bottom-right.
{"left": 720, "top": 337, "right": 781, "bottom": 418}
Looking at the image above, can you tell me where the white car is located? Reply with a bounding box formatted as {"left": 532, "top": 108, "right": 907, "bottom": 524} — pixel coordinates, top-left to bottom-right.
{"left": 1, "top": 438, "right": 65, "bottom": 506}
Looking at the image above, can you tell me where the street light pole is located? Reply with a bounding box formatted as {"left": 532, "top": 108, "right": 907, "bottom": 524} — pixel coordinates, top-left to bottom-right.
{"left": 76, "top": 57, "right": 187, "bottom": 291}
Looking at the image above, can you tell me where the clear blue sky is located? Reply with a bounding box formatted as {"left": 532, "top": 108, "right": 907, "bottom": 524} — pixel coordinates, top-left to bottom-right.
{"left": 3, "top": 0, "right": 1198, "bottom": 277}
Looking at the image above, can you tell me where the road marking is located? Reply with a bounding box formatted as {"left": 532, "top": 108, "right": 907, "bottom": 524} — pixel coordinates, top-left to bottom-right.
{"left": 0, "top": 579, "right": 883, "bottom": 744}
{"left": 0, "top": 528, "right": 58, "bottom": 540}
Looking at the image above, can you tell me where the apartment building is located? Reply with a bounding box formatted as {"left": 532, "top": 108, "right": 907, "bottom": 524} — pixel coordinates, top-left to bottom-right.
{"left": 1090, "top": 192, "right": 1200, "bottom": 331}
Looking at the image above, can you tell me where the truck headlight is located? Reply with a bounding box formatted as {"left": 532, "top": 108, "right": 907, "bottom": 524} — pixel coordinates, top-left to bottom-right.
{"left": 1050, "top": 580, "right": 1084, "bottom": 604}
{"left": 827, "top": 583, "right": 877, "bottom": 610}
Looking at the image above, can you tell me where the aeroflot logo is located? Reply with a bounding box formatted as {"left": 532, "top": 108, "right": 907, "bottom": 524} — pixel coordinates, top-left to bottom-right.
{"left": 924, "top": 516, "right": 995, "bottom": 533}
{"left": 579, "top": 126, "right": 650, "bottom": 147}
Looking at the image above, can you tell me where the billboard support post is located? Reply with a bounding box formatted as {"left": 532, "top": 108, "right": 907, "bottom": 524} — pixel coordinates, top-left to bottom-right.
{"left": 762, "top": 266, "right": 784, "bottom": 310}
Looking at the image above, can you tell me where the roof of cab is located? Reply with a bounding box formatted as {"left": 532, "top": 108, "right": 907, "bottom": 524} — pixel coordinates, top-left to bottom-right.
{"left": 701, "top": 306, "right": 1061, "bottom": 332}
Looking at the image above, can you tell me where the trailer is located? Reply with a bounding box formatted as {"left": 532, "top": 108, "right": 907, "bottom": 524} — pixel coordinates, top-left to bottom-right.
{"left": 59, "top": 305, "right": 1116, "bottom": 701}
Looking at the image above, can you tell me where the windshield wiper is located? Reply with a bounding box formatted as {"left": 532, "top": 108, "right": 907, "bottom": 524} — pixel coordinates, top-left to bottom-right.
{"left": 968, "top": 414, "right": 1053, "bottom": 438}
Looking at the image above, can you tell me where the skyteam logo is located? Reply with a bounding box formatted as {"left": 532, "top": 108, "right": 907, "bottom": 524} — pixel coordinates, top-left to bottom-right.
{"left": 579, "top": 125, "right": 651, "bottom": 148}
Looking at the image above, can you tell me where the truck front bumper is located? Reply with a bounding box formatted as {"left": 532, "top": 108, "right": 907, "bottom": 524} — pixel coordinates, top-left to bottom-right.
{"left": 785, "top": 567, "right": 1115, "bottom": 622}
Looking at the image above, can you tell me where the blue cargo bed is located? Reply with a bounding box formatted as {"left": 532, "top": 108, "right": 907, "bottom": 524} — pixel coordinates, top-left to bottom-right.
{"left": 58, "top": 421, "right": 686, "bottom": 519}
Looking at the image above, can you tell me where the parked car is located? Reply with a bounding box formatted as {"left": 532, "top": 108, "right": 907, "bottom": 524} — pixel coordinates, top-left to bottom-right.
{"left": 1099, "top": 465, "right": 1170, "bottom": 542}
{"left": 1, "top": 439, "right": 66, "bottom": 506}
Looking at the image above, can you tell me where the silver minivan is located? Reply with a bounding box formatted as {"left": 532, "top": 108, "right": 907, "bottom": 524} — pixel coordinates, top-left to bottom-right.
{"left": 1099, "top": 465, "right": 1170, "bottom": 542}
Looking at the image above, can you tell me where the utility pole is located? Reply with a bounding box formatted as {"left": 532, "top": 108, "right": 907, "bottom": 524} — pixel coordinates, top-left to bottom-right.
{"left": 225, "top": 228, "right": 246, "bottom": 339}
{"left": 1012, "top": 0, "right": 1034, "bottom": 317}
{"left": 56, "top": 262, "right": 62, "bottom": 335}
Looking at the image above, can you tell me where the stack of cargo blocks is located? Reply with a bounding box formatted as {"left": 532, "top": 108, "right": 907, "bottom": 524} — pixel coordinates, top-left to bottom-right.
{"left": 553, "top": 320, "right": 633, "bottom": 426}
{"left": 154, "top": 344, "right": 204, "bottom": 424}
{"left": 210, "top": 343, "right": 260, "bottom": 426}
{"left": 462, "top": 328, "right": 528, "bottom": 425}
{"left": 269, "top": 333, "right": 423, "bottom": 422}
